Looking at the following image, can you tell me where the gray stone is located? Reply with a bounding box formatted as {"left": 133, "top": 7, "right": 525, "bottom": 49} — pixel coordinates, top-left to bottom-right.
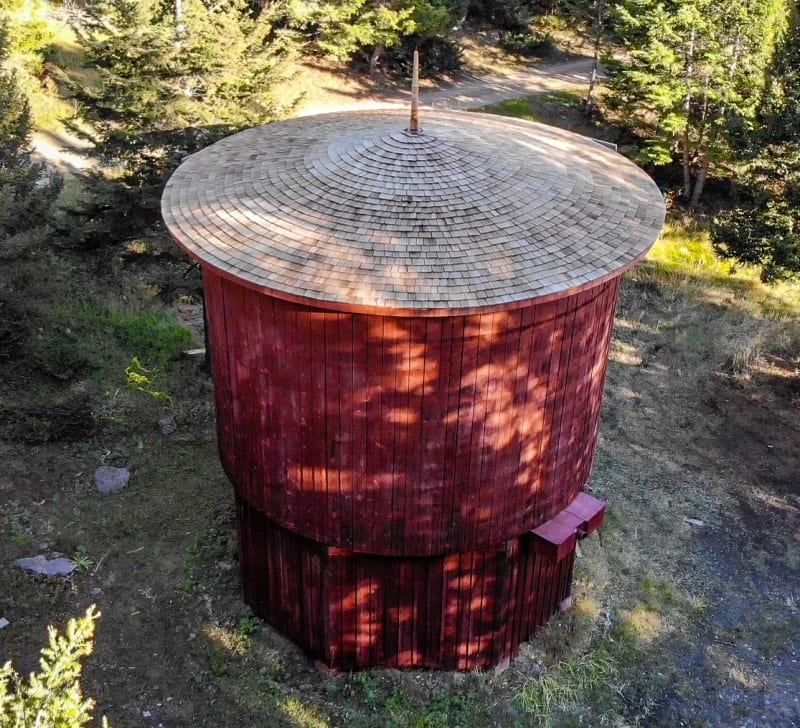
{"left": 159, "top": 415, "right": 177, "bottom": 436}
{"left": 15, "top": 555, "right": 76, "bottom": 576}
{"left": 0, "top": 617, "right": 9, "bottom": 629}
{"left": 95, "top": 466, "right": 130, "bottom": 494}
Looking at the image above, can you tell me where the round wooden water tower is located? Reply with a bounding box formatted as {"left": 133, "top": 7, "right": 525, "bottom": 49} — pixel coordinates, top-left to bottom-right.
{"left": 162, "top": 106, "right": 664, "bottom": 671}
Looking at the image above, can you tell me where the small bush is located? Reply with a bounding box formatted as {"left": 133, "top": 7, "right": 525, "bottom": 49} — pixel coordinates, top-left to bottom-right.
{"left": 377, "top": 35, "right": 463, "bottom": 78}
{"left": 125, "top": 356, "right": 171, "bottom": 402}
{"left": 0, "top": 605, "right": 110, "bottom": 727}
{"left": 498, "top": 31, "right": 557, "bottom": 58}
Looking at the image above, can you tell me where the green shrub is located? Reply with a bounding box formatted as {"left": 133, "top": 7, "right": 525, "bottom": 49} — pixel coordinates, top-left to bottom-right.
{"left": 498, "top": 31, "right": 557, "bottom": 58}
{"left": 377, "top": 34, "right": 463, "bottom": 78}
{"left": 0, "top": 606, "right": 110, "bottom": 727}
{"left": 466, "top": 0, "right": 531, "bottom": 32}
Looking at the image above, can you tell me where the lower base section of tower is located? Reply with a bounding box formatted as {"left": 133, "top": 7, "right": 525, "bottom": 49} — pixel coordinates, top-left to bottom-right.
{"left": 235, "top": 494, "right": 604, "bottom": 671}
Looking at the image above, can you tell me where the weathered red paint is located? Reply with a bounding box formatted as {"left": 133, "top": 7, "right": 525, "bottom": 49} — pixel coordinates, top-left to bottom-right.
{"left": 236, "top": 497, "right": 579, "bottom": 670}
{"left": 206, "top": 268, "right": 617, "bottom": 555}
{"left": 203, "top": 266, "right": 617, "bottom": 669}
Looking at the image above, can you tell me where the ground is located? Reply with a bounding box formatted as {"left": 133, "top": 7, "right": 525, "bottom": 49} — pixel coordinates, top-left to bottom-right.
{"left": 2, "top": 36, "right": 800, "bottom": 728}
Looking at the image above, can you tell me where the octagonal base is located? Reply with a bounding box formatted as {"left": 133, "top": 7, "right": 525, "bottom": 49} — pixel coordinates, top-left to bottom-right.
{"left": 236, "top": 495, "right": 602, "bottom": 670}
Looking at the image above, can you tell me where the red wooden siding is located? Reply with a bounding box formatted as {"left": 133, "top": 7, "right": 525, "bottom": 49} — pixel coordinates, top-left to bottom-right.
{"left": 236, "top": 496, "right": 579, "bottom": 670}
{"left": 204, "top": 267, "right": 618, "bottom": 669}
{"left": 204, "top": 268, "right": 619, "bottom": 557}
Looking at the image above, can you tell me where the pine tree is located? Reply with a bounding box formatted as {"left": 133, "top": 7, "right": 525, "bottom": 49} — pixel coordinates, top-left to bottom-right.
{"left": 606, "top": 0, "right": 789, "bottom": 205}
{"left": 62, "top": 0, "right": 299, "bottom": 246}
{"left": 712, "top": 12, "right": 800, "bottom": 280}
{"left": 0, "top": 606, "right": 109, "bottom": 727}
{"left": 0, "top": 16, "right": 60, "bottom": 247}
{"left": 286, "top": 0, "right": 452, "bottom": 75}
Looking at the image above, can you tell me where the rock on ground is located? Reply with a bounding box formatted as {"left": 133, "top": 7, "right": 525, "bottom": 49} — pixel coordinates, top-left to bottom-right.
{"left": 15, "top": 555, "right": 76, "bottom": 576}
{"left": 95, "top": 466, "right": 130, "bottom": 494}
{"left": 159, "top": 415, "right": 177, "bottom": 436}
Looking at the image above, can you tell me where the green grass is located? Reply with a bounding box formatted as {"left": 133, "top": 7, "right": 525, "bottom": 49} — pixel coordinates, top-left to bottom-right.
{"left": 33, "top": 297, "right": 191, "bottom": 379}
{"left": 644, "top": 219, "right": 800, "bottom": 315}
{"left": 384, "top": 691, "right": 475, "bottom": 728}
{"left": 480, "top": 90, "right": 618, "bottom": 142}
{"left": 514, "top": 653, "right": 617, "bottom": 727}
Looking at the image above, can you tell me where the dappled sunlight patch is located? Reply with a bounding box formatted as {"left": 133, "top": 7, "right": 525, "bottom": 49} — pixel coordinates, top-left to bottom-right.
{"left": 727, "top": 665, "right": 765, "bottom": 690}
{"left": 750, "top": 488, "right": 799, "bottom": 517}
{"left": 613, "top": 316, "right": 667, "bottom": 336}
{"left": 609, "top": 339, "right": 643, "bottom": 366}
{"left": 573, "top": 594, "right": 603, "bottom": 621}
{"left": 280, "top": 696, "right": 330, "bottom": 728}
{"left": 618, "top": 606, "right": 666, "bottom": 644}
{"left": 203, "top": 624, "right": 250, "bottom": 656}
{"left": 706, "top": 645, "right": 766, "bottom": 690}
{"left": 125, "top": 239, "right": 153, "bottom": 256}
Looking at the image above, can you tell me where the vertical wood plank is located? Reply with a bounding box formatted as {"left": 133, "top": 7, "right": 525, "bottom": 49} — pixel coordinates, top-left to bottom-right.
{"left": 351, "top": 314, "right": 369, "bottom": 550}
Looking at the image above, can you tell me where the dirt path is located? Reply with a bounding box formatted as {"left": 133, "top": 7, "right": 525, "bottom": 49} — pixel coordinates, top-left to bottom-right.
{"left": 297, "top": 57, "right": 596, "bottom": 115}
{"left": 31, "top": 126, "right": 94, "bottom": 177}
{"left": 31, "top": 57, "right": 598, "bottom": 174}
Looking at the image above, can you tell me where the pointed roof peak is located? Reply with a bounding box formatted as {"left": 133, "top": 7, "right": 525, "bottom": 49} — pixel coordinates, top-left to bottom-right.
{"left": 409, "top": 50, "right": 420, "bottom": 135}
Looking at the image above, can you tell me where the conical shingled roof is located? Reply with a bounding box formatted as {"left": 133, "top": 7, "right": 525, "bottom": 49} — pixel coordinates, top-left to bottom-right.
{"left": 162, "top": 109, "right": 665, "bottom": 315}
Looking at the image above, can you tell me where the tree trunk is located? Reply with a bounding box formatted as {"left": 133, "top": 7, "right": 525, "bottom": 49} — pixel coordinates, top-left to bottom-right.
{"left": 682, "top": 129, "right": 693, "bottom": 201}
{"left": 689, "top": 153, "right": 710, "bottom": 207}
{"left": 681, "top": 26, "right": 696, "bottom": 201}
{"left": 585, "top": 0, "right": 604, "bottom": 116}
{"left": 369, "top": 44, "right": 384, "bottom": 78}
{"left": 175, "top": 0, "right": 185, "bottom": 42}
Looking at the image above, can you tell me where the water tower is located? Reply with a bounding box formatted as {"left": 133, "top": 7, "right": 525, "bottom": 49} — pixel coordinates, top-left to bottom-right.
{"left": 162, "top": 94, "right": 664, "bottom": 670}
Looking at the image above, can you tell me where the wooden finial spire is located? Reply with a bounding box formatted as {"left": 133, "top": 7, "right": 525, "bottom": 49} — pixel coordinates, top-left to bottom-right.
{"left": 409, "top": 50, "right": 420, "bottom": 134}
